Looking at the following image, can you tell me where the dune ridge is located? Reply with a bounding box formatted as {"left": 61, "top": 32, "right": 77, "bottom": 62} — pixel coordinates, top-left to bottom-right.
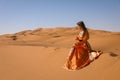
{"left": 0, "top": 27, "right": 120, "bottom": 80}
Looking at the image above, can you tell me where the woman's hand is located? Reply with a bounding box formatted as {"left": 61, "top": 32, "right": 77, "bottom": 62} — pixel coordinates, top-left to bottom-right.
{"left": 76, "top": 36, "right": 83, "bottom": 40}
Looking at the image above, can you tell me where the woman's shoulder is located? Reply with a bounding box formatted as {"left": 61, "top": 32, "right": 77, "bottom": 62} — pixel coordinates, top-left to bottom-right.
{"left": 84, "top": 30, "right": 89, "bottom": 34}
{"left": 82, "top": 30, "right": 89, "bottom": 38}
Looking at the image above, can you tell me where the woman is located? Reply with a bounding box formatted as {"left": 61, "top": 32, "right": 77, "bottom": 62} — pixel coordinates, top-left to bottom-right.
{"left": 64, "top": 21, "right": 102, "bottom": 70}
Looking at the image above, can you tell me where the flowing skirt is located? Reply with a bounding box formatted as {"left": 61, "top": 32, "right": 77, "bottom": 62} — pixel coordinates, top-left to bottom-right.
{"left": 64, "top": 43, "right": 91, "bottom": 70}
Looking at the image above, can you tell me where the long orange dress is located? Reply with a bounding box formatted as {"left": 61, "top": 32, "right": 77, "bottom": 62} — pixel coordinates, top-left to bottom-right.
{"left": 64, "top": 30, "right": 91, "bottom": 70}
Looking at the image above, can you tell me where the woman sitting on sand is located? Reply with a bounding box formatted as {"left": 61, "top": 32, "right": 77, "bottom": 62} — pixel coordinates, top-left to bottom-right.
{"left": 64, "top": 21, "right": 102, "bottom": 70}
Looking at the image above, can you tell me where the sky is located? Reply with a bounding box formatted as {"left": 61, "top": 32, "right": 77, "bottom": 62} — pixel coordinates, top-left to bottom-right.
{"left": 0, "top": 0, "right": 120, "bottom": 34}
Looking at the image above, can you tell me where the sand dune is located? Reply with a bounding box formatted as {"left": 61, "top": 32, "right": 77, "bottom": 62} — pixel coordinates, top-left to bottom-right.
{"left": 0, "top": 27, "right": 120, "bottom": 80}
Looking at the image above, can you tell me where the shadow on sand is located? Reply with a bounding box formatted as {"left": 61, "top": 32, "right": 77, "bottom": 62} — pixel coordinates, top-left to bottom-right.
{"left": 109, "top": 52, "right": 119, "bottom": 57}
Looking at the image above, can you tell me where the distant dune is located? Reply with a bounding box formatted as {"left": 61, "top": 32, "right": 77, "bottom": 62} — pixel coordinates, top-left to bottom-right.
{"left": 0, "top": 27, "right": 120, "bottom": 80}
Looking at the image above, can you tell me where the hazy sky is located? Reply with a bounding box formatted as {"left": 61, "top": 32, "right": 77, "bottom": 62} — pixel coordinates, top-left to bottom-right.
{"left": 0, "top": 0, "right": 120, "bottom": 34}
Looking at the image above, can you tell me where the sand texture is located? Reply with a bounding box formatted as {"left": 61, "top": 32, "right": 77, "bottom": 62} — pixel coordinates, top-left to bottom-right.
{"left": 0, "top": 27, "right": 120, "bottom": 80}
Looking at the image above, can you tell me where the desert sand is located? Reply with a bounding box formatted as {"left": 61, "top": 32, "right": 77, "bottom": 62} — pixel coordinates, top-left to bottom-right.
{"left": 0, "top": 27, "right": 120, "bottom": 80}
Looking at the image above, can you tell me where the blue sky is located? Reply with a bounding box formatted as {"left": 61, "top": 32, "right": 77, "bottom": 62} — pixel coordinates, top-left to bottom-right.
{"left": 0, "top": 0, "right": 120, "bottom": 34}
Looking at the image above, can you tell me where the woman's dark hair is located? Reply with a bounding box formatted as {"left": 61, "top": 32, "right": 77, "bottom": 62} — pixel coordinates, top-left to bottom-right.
{"left": 77, "top": 21, "right": 87, "bottom": 31}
